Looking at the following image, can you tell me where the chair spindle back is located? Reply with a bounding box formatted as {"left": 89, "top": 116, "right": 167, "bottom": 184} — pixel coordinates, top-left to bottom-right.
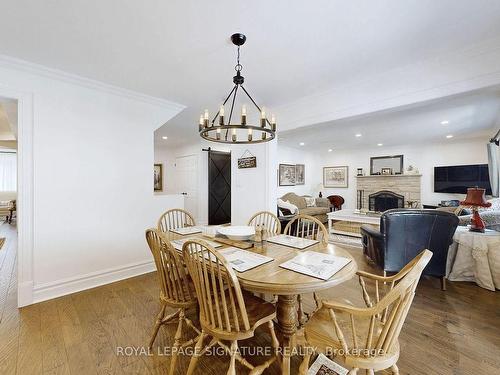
{"left": 145, "top": 228, "right": 195, "bottom": 305}
{"left": 248, "top": 211, "right": 282, "bottom": 235}
{"left": 157, "top": 208, "right": 196, "bottom": 233}
{"left": 182, "top": 239, "right": 251, "bottom": 333}
{"left": 284, "top": 214, "right": 329, "bottom": 244}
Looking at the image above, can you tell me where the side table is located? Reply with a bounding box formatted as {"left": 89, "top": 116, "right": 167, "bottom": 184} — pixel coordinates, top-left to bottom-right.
{"left": 447, "top": 226, "right": 500, "bottom": 291}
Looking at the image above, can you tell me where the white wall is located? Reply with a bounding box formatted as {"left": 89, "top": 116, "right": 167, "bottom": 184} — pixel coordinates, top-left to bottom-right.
{"left": 317, "top": 138, "right": 489, "bottom": 209}
{"left": 0, "top": 57, "right": 185, "bottom": 305}
{"left": 155, "top": 139, "right": 277, "bottom": 225}
{"left": 276, "top": 145, "right": 321, "bottom": 197}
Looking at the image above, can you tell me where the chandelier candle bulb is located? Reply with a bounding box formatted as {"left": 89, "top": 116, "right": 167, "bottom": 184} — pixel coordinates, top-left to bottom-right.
{"left": 216, "top": 127, "right": 221, "bottom": 140}
{"left": 262, "top": 131, "right": 266, "bottom": 140}
{"left": 271, "top": 114, "right": 276, "bottom": 131}
{"left": 248, "top": 128, "right": 253, "bottom": 141}
{"left": 219, "top": 105, "right": 225, "bottom": 125}
{"left": 260, "top": 107, "right": 266, "bottom": 127}
{"left": 232, "top": 128, "right": 237, "bottom": 142}
{"left": 241, "top": 105, "right": 247, "bottom": 125}
{"left": 199, "top": 115, "right": 204, "bottom": 131}
{"left": 203, "top": 109, "right": 209, "bottom": 128}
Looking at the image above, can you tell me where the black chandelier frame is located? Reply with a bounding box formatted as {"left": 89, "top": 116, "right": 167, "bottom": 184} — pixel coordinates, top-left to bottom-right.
{"left": 199, "top": 33, "right": 276, "bottom": 144}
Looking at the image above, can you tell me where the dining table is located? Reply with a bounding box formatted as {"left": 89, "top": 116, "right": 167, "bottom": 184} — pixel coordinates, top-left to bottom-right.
{"left": 166, "top": 228, "right": 358, "bottom": 375}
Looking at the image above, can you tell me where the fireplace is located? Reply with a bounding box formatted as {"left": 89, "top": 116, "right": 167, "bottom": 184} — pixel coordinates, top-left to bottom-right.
{"left": 369, "top": 190, "right": 404, "bottom": 212}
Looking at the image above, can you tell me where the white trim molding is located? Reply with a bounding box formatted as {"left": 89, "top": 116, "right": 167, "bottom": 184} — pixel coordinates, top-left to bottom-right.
{"left": 0, "top": 85, "right": 35, "bottom": 308}
{"left": 0, "top": 54, "right": 185, "bottom": 113}
{"left": 32, "top": 260, "right": 156, "bottom": 304}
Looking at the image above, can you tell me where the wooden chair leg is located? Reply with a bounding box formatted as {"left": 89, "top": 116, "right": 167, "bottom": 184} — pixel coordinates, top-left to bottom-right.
{"left": 168, "top": 309, "right": 185, "bottom": 375}
{"left": 268, "top": 320, "right": 279, "bottom": 356}
{"left": 148, "top": 304, "right": 167, "bottom": 349}
{"left": 391, "top": 364, "right": 400, "bottom": 374}
{"left": 366, "top": 369, "right": 374, "bottom": 375}
{"left": 227, "top": 341, "right": 238, "bottom": 375}
{"left": 441, "top": 276, "right": 447, "bottom": 291}
{"left": 186, "top": 331, "right": 206, "bottom": 375}
{"left": 348, "top": 369, "right": 358, "bottom": 375}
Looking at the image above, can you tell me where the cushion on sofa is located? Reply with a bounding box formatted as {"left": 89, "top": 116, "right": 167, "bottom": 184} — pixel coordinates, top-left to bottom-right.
{"left": 281, "top": 192, "right": 307, "bottom": 209}
{"left": 301, "top": 207, "right": 330, "bottom": 216}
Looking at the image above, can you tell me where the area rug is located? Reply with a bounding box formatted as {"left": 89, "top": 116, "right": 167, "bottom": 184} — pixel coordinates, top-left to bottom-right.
{"left": 329, "top": 233, "right": 363, "bottom": 248}
{"left": 0, "top": 238, "right": 5, "bottom": 251}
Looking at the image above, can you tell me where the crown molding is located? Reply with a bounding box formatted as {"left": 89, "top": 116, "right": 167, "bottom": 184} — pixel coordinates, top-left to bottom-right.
{"left": 275, "top": 35, "right": 500, "bottom": 132}
{"left": 0, "top": 54, "right": 186, "bottom": 112}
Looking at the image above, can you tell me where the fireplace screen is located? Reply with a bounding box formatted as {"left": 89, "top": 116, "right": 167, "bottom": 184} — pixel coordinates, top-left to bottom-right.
{"left": 369, "top": 190, "right": 404, "bottom": 212}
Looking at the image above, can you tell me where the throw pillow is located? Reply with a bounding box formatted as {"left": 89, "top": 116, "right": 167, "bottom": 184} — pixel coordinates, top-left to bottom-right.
{"left": 304, "top": 197, "right": 316, "bottom": 207}
{"left": 277, "top": 198, "right": 299, "bottom": 215}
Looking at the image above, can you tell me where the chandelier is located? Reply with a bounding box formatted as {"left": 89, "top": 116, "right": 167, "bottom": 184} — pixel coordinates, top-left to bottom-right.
{"left": 198, "top": 33, "right": 276, "bottom": 144}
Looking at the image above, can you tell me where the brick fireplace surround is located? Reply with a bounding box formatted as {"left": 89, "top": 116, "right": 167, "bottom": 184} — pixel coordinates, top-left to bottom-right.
{"left": 356, "top": 174, "right": 422, "bottom": 210}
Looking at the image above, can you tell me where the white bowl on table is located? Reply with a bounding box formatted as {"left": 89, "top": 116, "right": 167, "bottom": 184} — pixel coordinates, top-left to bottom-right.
{"left": 217, "top": 226, "right": 255, "bottom": 241}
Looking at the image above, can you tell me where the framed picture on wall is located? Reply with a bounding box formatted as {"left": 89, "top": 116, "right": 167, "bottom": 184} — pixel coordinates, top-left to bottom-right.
{"left": 154, "top": 163, "right": 163, "bottom": 192}
{"left": 323, "top": 166, "right": 348, "bottom": 188}
{"left": 279, "top": 164, "right": 296, "bottom": 186}
{"left": 295, "top": 164, "right": 305, "bottom": 185}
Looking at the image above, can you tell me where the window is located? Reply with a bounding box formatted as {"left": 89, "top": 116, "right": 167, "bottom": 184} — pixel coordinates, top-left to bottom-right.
{"left": 0, "top": 152, "right": 16, "bottom": 191}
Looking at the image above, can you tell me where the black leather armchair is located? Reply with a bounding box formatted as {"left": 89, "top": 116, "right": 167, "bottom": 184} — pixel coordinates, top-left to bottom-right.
{"left": 360, "top": 209, "right": 459, "bottom": 290}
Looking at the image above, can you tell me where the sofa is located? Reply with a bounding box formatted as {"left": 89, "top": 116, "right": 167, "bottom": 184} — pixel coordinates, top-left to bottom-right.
{"left": 360, "top": 209, "right": 459, "bottom": 290}
{"left": 278, "top": 192, "right": 331, "bottom": 223}
{"left": 0, "top": 191, "right": 16, "bottom": 223}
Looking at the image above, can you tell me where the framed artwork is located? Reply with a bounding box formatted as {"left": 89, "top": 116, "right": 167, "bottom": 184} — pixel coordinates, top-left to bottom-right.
{"left": 323, "top": 166, "right": 348, "bottom": 188}
{"left": 154, "top": 163, "right": 163, "bottom": 192}
{"left": 295, "top": 164, "right": 305, "bottom": 185}
{"left": 279, "top": 164, "right": 296, "bottom": 186}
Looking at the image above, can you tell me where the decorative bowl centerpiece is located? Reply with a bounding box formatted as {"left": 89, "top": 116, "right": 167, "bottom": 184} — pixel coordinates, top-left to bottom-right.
{"left": 217, "top": 225, "right": 255, "bottom": 241}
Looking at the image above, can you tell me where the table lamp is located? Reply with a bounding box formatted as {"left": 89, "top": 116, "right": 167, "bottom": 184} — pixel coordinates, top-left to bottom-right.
{"left": 460, "top": 187, "right": 491, "bottom": 233}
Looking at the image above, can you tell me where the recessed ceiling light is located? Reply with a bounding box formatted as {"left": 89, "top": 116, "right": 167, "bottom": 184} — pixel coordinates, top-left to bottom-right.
{"left": 355, "top": 134, "right": 362, "bottom": 137}
{"left": 299, "top": 142, "right": 305, "bottom": 146}
{"left": 328, "top": 149, "right": 333, "bottom": 152}
{"left": 377, "top": 143, "right": 383, "bottom": 146}
{"left": 441, "top": 120, "right": 449, "bottom": 125}
{"left": 162, "top": 136, "right": 168, "bottom": 140}
{"left": 446, "top": 134, "right": 453, "bottom": 139}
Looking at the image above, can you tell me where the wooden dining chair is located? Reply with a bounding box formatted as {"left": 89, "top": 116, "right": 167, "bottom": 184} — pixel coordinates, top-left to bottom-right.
{"left": 248, "top": 210, "right": 282, "bottom": 235}
{"left": 299, "top": 250, "right": 433, "bottom": 375}
{"left": 182, "top": 239, "right": 279, "bottom": 375}
{"left": 157, "top": 208, "right": 196, "bottom": 233}
{"left": 145, "top": 228, "right": 201, "bottom": 375}
{"left": 284, "top": 214, "right": 329, "bottom": 323}
{"left": 284, "top": 214, "right": 329, "bottom": 245}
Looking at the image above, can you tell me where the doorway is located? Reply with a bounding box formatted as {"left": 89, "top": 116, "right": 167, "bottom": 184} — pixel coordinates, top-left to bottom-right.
{"left": 208, "top": 150, "right": 231, "bottom": 225}
{"left": 0, "top": 96, "right": 18, "bottom": 311}
{"left": 175, "top": 154, "right": 198, "bottom": 217}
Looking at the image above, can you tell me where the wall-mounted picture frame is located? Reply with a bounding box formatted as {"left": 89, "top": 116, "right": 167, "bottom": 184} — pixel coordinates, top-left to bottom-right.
{"left": 381, "top": 167, "right": 392, "bottom": 175}
{"left": 279, "top": 164, "right": 296, "bottom": 186}
{"left": 370, "top": 155, "right": 403, "bottom": 175}
{"left": 323, "top": 166, "right": 348, "bottom": 188}
{"left": 295, "top": 164, "right": 305, "bottom": 185}
{"left": 154, "top": 163, "right": 163, "bottom": 192}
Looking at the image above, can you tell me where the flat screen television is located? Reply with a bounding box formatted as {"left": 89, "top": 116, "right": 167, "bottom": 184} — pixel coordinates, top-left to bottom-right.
{"left": 434, "top": 164, "right": 492, "bottom": 195}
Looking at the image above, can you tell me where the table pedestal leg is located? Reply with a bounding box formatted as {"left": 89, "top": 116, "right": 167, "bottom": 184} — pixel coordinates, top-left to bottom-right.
{"left": 276, "top": 294, "right": 298, "bottom": 375}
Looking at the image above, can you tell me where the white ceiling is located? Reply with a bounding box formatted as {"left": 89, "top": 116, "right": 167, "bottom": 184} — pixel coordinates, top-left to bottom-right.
{"left": 1, "top": 1, "right": 500, "bottom": 146}
{"left": 278, "top": 87, "right": 500, "bottom": 152}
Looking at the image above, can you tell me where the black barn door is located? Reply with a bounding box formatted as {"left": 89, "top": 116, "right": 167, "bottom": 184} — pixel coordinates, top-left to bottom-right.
{"left": 208, "top": 150, "right": 231, "bottom": 225}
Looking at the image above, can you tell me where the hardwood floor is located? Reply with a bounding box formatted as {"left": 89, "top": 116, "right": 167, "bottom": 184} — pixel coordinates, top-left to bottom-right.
{"left": 0, "top": 221, "right": 499, "bottom": 374}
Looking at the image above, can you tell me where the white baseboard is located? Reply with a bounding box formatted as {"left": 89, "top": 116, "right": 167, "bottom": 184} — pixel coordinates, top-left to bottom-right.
{"left": 17, "top": 280, "right": 34, "bottom": 307}
{"left": 31, "top": 260, "right": 156, "bottom": 304}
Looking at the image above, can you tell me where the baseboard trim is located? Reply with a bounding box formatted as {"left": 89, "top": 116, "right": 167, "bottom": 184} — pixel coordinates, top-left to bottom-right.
{"left": 32, "top": 260, "right": 156, "bottom": 304}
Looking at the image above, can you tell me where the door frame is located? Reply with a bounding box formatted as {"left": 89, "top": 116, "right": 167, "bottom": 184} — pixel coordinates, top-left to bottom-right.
{"left": 0, "top": 85, "right": 34, "bottom": 307}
